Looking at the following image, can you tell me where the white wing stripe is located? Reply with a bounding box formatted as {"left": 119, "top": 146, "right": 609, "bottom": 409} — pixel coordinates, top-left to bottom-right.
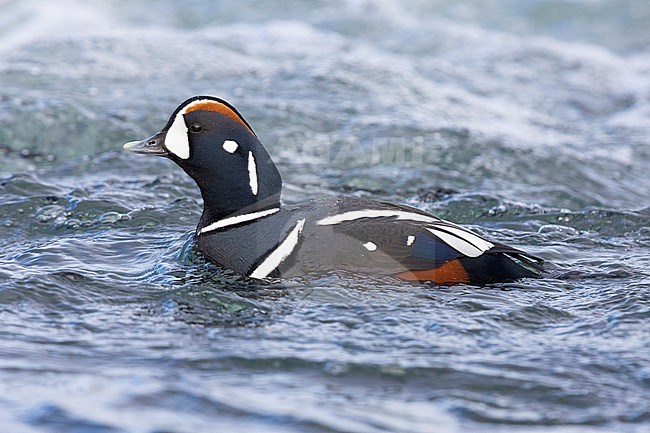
{"left": 165, "top": 111, "right": 190, "bottom": 159}
{"left": 317, "top": 209, "right": 439, "bottom": 226}
{"left": 433, "top": 225, "right": 494, "bottom": 252}
{"left": 249, "top": 219, "right": 306, "bottom": 279}
{"left": 316, "top": 207, "right": 494, "bottom": 258}
{"left": 426, "top": 227, "right": 492, "bottom": 257}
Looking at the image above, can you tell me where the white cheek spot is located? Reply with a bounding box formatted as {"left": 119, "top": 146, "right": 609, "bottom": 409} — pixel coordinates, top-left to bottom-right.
{"left": 363, "top": 241, "right": 377, "bottom": 251}
{"left": 165, "top": 112, "right": 190, "bottom": 159}
{"left": 248, "top": 151, "right": 258, "bottom": 196}
{"left": 407, "top": 235, "right": 415, "bottom": 246}
{"left": 222, "top": 140, "right": 239, "bottom": 153}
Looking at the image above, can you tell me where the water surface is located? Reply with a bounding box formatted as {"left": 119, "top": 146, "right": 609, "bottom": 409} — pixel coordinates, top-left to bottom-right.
{"left": 1, "top": 1, "right": 649, "bottom": 432}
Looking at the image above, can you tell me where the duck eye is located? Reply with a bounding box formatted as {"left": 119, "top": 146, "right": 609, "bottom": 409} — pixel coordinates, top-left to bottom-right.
{"left": 189, "top": 123, "right": 203, "bottom": 133}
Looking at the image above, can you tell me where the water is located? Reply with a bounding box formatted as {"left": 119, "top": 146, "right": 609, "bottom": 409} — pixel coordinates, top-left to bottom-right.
{"left": 1, "top": 1, "right": 649, "bottom": 432}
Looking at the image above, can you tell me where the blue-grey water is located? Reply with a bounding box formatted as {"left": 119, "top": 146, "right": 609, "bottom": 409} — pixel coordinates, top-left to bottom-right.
{"left": 1, "top": 1, "right": 649, "bottom": 432}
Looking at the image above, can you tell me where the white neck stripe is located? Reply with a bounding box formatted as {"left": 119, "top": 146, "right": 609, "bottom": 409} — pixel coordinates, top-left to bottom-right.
{"left": 249, "top": 219, "right": 306, "bottom": 279}
{"left": 198, "top": 208, "right": 280, "bottom": 235}
{"left": 317, "top": 209, "right": 440, "bottom": 226}
{"left": 248, "top": 151, "right": 258, "bottom": 196}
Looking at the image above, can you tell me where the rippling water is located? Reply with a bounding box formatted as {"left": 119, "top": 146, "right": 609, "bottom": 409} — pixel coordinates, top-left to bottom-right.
{"left": 1, "top": 1, "right": 649, "bottom": 432}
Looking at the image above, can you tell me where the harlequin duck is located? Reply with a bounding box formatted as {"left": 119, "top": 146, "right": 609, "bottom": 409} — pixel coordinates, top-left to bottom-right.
{"left": 123, "top": 96, "right": 543, "bottom": 285}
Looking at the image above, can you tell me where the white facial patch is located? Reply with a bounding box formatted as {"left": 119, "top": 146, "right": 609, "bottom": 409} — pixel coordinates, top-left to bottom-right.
{"left": 165, "top": 111, "right": 191, "bottom": 159}
{"left": 363, "top": 241, "right": 377, "bottom": 251}
{"left": 407, "top": 235, "right": 416, "bottom": 246}
{"left": 248, "top": 151, "right": 258, "bottom": 196}
{"left": 222, "top": 140, "right": 239, "bottom": 153}
{"left": 165, "top": 99, "right": 220, "bottom": 160}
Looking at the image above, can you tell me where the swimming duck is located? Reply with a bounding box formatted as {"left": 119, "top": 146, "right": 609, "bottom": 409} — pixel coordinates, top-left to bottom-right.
{"left": 124, "top": 96, "right": 543, "bottom": 284}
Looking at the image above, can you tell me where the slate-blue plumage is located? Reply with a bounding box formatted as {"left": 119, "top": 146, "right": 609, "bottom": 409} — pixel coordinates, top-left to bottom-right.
{"left": 124, "top": 96, "right": 544, "bottom": 285}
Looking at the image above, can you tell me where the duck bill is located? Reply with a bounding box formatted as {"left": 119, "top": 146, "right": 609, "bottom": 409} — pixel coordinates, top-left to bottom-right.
{"left": 123, "top": 131, "right": 169, "bottom": 156}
